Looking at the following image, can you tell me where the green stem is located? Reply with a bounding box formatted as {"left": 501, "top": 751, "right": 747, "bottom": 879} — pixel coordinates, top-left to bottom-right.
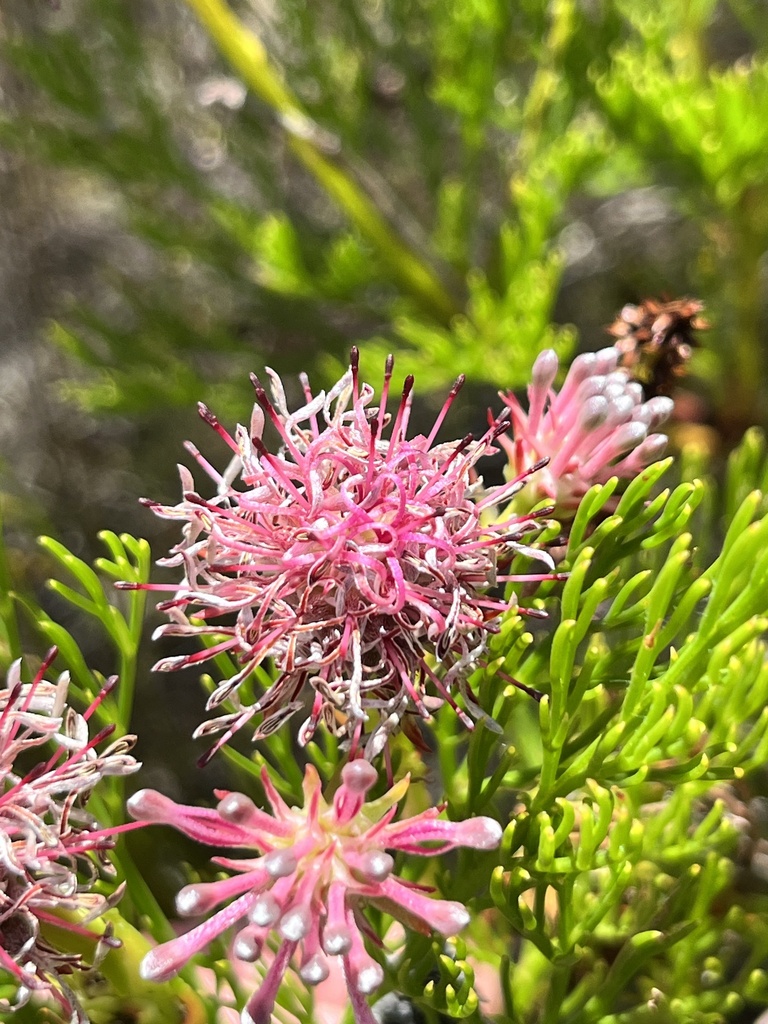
{"left": 116, "top": 546, "right": 150, "bottom": 733}
{"left": 42, "top": 909, "right": 209, "bottom": 1024}
{"left": 182, "top": 0, "right": 456, "bottom": 323}
{"left": 0, "top": 503, "right": 23, "bottom": 660}
{"left": 542, "top": 958, "right": 572, "bottom": 1024}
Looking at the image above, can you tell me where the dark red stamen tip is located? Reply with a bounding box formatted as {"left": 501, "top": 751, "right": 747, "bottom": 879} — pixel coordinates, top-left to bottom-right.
{"left": 197, "top": 745, "right": 217, "bottom": 769}
{"left": 518, "top": 606, "right": 548, "bottom": 619}
{"left": 489, "top": 407, "right": 512, "bottom": 436}
{"left": 249, "top": 374, "right": 269, "bottom": 405}
{"left": 20, "top": 761, "right": 49, "bottom": 786}
{"left": 39, "top": 647, "right": 59, "bottom": 676}
{"left": 427, "top": 374, "right": 466, "bottom": 446}
{"left": 8, "top": 682, "right": 23, "bottom": 702}
{"left": 350, "top": 347, "right": 360, "bottom": 400}
{"left": 91, "top": 723, "right": 117, "bottom": 745}
{"left": 198, "top": 402, "right": 219, "bottom": 427}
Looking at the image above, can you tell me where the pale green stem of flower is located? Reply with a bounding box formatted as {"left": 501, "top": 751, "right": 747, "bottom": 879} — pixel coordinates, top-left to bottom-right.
{"left": 41, "top": 909, "right": 209, "bottom": 1024}
{"left": 0, "top": 505, "right": 22, "bottom": 661}
{"left": 115, "top": 537, "right": 151, "bottom": 735}
{"left": 182, "top": 0, "right": 456, "bottom": 324}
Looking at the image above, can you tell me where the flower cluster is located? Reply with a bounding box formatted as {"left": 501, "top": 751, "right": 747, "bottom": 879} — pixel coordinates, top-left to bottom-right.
{"left": 128, "top": 759, "right": 502, "bottom": 1024}
{"left": 0, "top": 650, "right": 140, "bottom": 1021}
{"left": 498, "top": 347, "right": 673, "bottom": 512}
{"left": 134, "top": 350, "right": 556, "bottom": 761}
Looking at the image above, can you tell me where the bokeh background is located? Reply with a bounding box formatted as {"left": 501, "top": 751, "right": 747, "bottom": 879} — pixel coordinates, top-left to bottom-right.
{"left": 2, "top": 0, "right": 768, "bottom": 900}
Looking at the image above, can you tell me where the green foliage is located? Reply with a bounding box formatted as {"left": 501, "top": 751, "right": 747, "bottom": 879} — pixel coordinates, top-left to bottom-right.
{"left": 6, "top": 0, "right": 765, "bottom": 424}
{"left": 3, "top": 439, "right": 768, "bottom": 1024}
{"left": 6, "top": 0, "right": 768, "bottom": 422}
{"left": 589, "top": 1, "right": 768, "bottom": 415}
{"left": 410, "top": 435, "right": 768, "bottom": 1023}
{"left": 28, "top": 532, "right": 149, "bottom": 730}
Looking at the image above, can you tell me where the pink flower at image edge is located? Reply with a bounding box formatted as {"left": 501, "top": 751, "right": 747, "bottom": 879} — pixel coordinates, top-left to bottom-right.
{"left": 128, "top": 760, "right": 502, "bottom": 1024}
{"left": 0, "top": 648, "right": 141, "bottom": 1021}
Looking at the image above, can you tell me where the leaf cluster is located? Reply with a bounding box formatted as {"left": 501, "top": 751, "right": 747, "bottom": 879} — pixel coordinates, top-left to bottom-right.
{"left": 404, "top": 433, "right": 768, "bottom": 1023}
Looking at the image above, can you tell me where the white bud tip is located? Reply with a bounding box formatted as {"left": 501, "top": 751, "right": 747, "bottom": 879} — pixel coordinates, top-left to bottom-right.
{"left": 250, "top": 894, "right": 281, "bottom": 927}
{"left": 264, "top": 848, "right": 297, "bottom": 878}
{"left": 218, "top": 792, "right": 255, "bottom": 823}
{"left": 176, "top": 886, "right": 204, "bottom": 917}
{"left": 323, "top": 925, "right": 352, "bottom": 956}
{"left": 531, "top": 349, "right": 559, "bottom": 389}
{"left": 300, "top": 955, "right": 330, "bottom": 985}
{"left": 470, "top": 818, "right": 503, "bottom": 849}
{"left": 579, "top": 395, "right": 609, "bottom": 431}
{"left": 279, "top": 907, "right": 311, "bottom": 942}
{"left": 594, "top": 346, "right": 620, "bottom": 374}
{"left": 614, "top": 420, "right": 648, "bottom": 452}
{"left": 126, "top": 788, "right": 169, "bottom": 822}
{"left": 341, "top": 759, "right": 378, "bottom": 794}
{"left": 139, "top": 948, "right": 179, "bottom": 983}
{"left": 355, "top": 962, "right": 385, "bottom": 995}
{"left": 638, "top": 433, "right": 669, "bottom": 463}
{"left": 362, "top": 851, "right": 394, "bottom": 881}
{"left": 233, "top": 929, "right": 262, "bottom": 962}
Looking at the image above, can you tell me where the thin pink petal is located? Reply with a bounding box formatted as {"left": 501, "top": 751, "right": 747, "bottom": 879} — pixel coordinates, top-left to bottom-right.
{"left": 373, "top": 876, "right": 470, "bottom": 935}
{"left": 127, "top": 789, "right": 254, "bottom": 846}
{"left": 140, "top": 891, "right": 256, "bottom": 981}
{"left": 241, "top": 940, "right": 297, "bottom": 1024}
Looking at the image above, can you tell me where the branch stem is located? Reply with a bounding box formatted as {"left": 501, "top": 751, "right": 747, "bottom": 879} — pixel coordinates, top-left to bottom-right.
{"left": 183, "top": 0, "right": 457, "bottom": 323}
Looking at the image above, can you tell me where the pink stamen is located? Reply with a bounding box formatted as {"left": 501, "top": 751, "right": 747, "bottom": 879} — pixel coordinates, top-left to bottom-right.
{"left": 198, "top": 402, "right": 239, "bottom": 453}
{"left": 426, "top": 374, "right": 465, "bottom": 447}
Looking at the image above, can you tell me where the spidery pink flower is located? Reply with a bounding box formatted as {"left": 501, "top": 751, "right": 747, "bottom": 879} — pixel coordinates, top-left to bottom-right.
{"left": 498, "top": 347, "right": 673, "bottom": 512}
{"left": 129, "top": 760, "right": 501, "bottom": 1024}
{"left": 0, "top": 649, "right": 141, "bottom": 1021}
{"left": 131, "top": 351, "right": 556, "bottom": 761}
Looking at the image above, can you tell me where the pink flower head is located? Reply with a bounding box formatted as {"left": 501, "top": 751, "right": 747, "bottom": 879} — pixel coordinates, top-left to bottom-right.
{"left": 498, "top": 347, "right": 673, "bottom": 512}
{"left": 128, "top": 760, "right": 502, "bottom": 1024}
{"left": 132, "top": 350, "right": 556, "bottom": 761}
{"left": 0, "top": 649, "right": 141, "bottom": 1020}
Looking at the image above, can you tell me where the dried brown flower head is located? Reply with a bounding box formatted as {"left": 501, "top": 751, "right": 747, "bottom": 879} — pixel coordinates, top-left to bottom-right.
{"left": 607, "top": 298, "right": 709, "bottom": 397}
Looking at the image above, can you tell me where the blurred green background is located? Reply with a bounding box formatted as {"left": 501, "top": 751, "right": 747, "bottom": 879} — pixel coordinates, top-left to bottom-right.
{"left": 1, "top": 0, "right": 768, "bottom": 823}
{"left": 3, "top": 0, "right": 768, "bottom": 544}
